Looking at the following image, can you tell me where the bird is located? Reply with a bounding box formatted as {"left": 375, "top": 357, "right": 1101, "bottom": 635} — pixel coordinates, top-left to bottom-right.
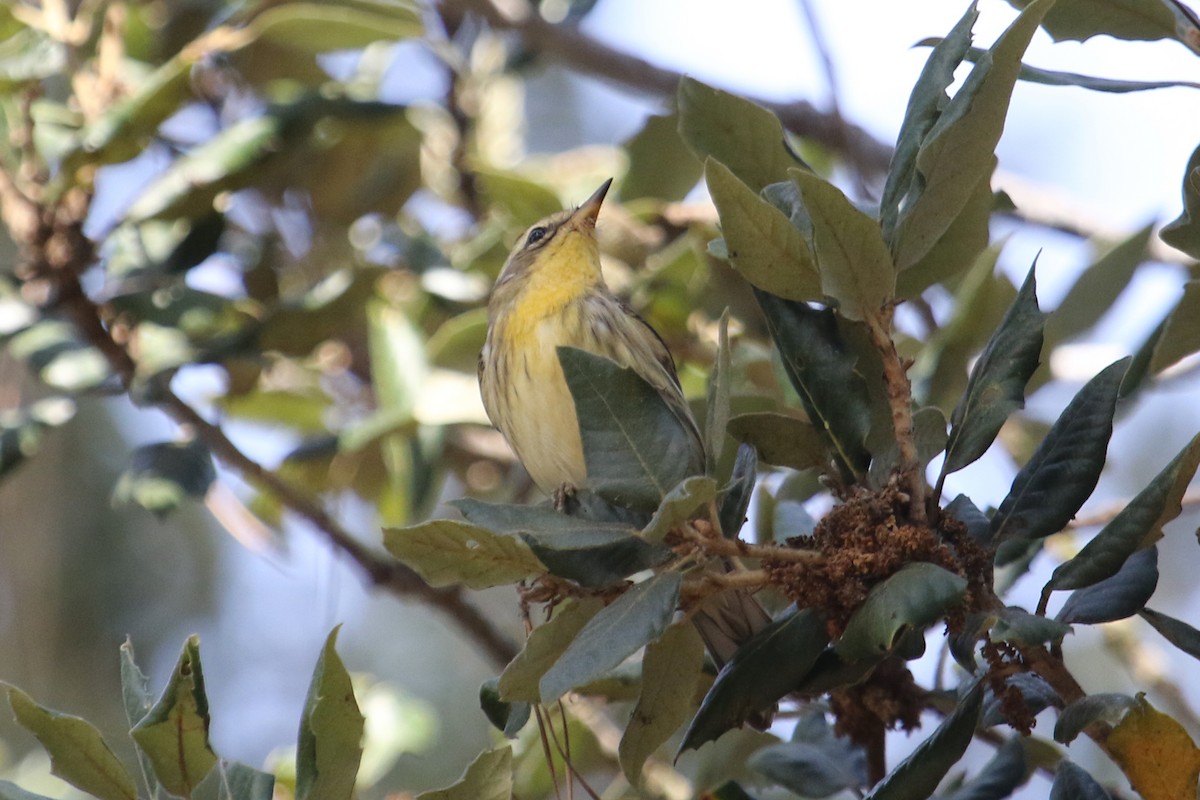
{"left": 478, "top": 178, "right": 769, "bottom": 669}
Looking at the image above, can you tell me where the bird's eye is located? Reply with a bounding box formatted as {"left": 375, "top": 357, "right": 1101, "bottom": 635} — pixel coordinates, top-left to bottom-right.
{"left": 525, "top": 226, "right": 548, "bottom": 247}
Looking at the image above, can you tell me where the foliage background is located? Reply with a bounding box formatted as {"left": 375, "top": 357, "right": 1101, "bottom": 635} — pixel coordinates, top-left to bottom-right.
{"left": 2, "top": 0, "right": 1200, "bottom": 798}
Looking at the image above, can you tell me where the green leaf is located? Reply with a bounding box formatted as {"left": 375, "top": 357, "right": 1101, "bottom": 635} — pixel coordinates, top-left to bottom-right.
{"left": 881, "top": 2, "right": 979, "bottom": 241}
{"left": 246, "top": 2, "right": 422, "bottom": 53}
{"left": 1047, "top": 432, "right": 1200, "bottom": 592}
{"left": 519, "top": 527, "right": 669, "bottom": 588}
{"left": 835, "top": 563, "right": 968, "bottom": 662}
{"left": 113, "top": 440, "right": 216, "bottom": 517}
{"left": 866, "top": 685, "right": 984, "bottom": 800}
{"left": 1163, "top": 144, "right": 1200, "bottom": 258}
{"left": 946, "top": 494, "right": 992, "bottom": 542}
{"left": 642, "top": 476, "right": 718, "bottom": 542}
{"left": 941, "top": 264, "right": 1044, "bottom": 478}
{"left": 1054, "top": 693, "right": 1135, "bottom": 744}
{"left": 382, "top": 519, "right": 545, "bottom": 589}
{"left": 754, "top": 291, "right": 873, "bottom": 478}
{"left": 479, "top": 679, "right": 529, "bottom": 739}
{"left": 705, "top": 159, "right": 821, "bottom": 302}
{"left": 416, "top": 746, "right": 512, "bottom": 800}
{"left": 475, "top": 170, "right": 562, "bottom": 222}
{"left": 706, "top": 310, "right": 734, "bottom": 474}
{"left": 718, "top": 443, "right": 757, "bottom": 538}
{"left": 619, "top": 112, "right": 704, "bottom": 202}
{"left": 892, "top": 0, "right": 1053, "bottom": 271}
{"left": 727, "top": 412, "right": 827, "bottom": 471}
{"left": 539, "top": 573, "right": 681, "bottom": 703}
{"left": 559, "top": 347, "right": 704, "bottom": 510}
{"left": 296, "top": 627, "right": 364, "bottom": 800}
{"left": 1050, "top": 760, "right": 1114, "bottom": 800}
{"left": 680, "top": 608, "right": 830, "bottom": 753}
{"left": 991, "top": 358, "right": 1129, "bottom": 542}
{"left": 6, "top": 687, "right": 137, "bottom": 800}
{"left": 1139, "top": 607, "right": 1200, "bottom": 661}
{"left": 497, "top": 598, "right": 604, "bottom": 703}
{"left": 130, "top": 635, "right": 217, "bottom": 797}
{"left": 940, "top": 737, "right": 1028, "bottom": 800}
{"left": 990, "top": 606, "right": 1071, "bottom": 647}
{"left": 1150, "top": 280, "right": 1200, "bottom": 373}
{"left": 618, "top": 623, "right": 706, "bottom": 785}
{"left": 791, "top": 169, "right": 895, "bottom": 321}
{"left": 678, "top": 78, "right": 797, "bottom": 192}
{"left": 1057, "top": 546, "right": 1158, "bottom": 624}
{"left": 1004, "top": 0, "right": 1190, "bottom": 46}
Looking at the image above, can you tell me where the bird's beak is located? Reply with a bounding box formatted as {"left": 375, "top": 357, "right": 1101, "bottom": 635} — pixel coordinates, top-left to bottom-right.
{"left": 570, "top": 178, "right": 613, "bottom": 228}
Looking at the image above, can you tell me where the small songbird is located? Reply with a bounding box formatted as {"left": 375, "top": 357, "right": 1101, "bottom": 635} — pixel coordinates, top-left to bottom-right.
{"left": 478, "top": 178, "right": 702, "bottom": 495}
{"left": 478, "top": 179, "right": 769, "bottom": 669}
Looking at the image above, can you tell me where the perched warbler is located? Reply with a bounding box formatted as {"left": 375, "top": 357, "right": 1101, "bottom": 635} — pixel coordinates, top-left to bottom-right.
{"left": 478, "top": 179, "right": 769, "bottom": 670}
{"left": 478, "top": 178, "right": 702, "bottom": 494}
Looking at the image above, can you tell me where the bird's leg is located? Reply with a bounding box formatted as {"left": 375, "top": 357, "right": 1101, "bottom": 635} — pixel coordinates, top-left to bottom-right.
{"left": 552, "top": 483, "right": 577, "bottom": 513}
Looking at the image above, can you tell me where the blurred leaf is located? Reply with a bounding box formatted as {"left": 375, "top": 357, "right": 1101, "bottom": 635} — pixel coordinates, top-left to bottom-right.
{"left": 706, "top": 311, "right": 734, "bottom": 474}
{"left": 296, "top": 627, "right": 364, "bottom": 800}
{"left": 705, "top": 159, "right": 821, "bottom": 303}
{"left": 1056, "top": 693, "right": 1136, "bottom": 743}
{"left": 417, "top": 746, "right": 512, "bottom": 800}
{"left": 727, "top": 412, "right": 826, "bottom": 471}
{"left": 864, "top": 683, "right": 983, "bottom": 800}
{"left": 618, "top": 623, "right": 706, "bottom": 784}
{"left": 642, "top": 476, "right": 718, "bottom": 542}
{"left": 1048, "top": 432, "right": 1200, "bottom": 592}
{"left": 1050, "top": 760, "right": 1114, "bottom": 800}
{"left": 476, "top": 171, "right": 562, "bottom": 222}
{"left": 479, "top": 679, "right": 529, "bottom": 740}
{"left": 131, "top": 635, "right": 217, "bottom": 797}
{"left": 221, "top": 762, "right": 275, "bottom": 800}
{"left": 791, "top": 169, "right": 894, "bottom": 321}
{"left": 881, "top": 2, "right": 979, "bottom": 241}
{"left": 938, "top": 737, "right": 1027, "bottom": 800}
{"left": 991, "top": 358, "right": 1128, "bottom": 542}
{"left": 678, "top": 78, "right": 798, "bottom": 192}
{"left": 1057, "top": 546, "right": 1159, "bottom": 624}
{"left": 1162, "top": 144, "right": 1200, "bottom": 258}
{"left": 539, "top": 573, "right": 681, "bottom": 703}
{"left": 0, "top": 30, "right": 65, "bottom": 91}
{"left": 9, "top": 319, "right": 111, "bottom": 392}
{"left": 0, "top": 397, "right": 75, "bottom": 481}
{"left": 680, "top": 609, "right": 829, "bottom": 753}
{"left": 754, "top": 291, "right": 873, "bottom": 478}
{"left": 835, "top": 563, "right": 967, "bottom": 662}
{"left": 219, "top": 389, "right": 331, "bottom": 434}
{"left": 246, "top": 2, "right": 422, "bottom": 52}
{"left": 113, "top": 440, "right": 216, "bottom": 517}
{"left": 1004, "top": 0, "right": 1194, "bottom": 47}
{"left": 718, "top": 443, "right": 757, "bottom": 538}
{"left": 383, "top": 519, "right": 545, "bottom": 589}
{"left": 1048, "top": 226, "right": 1154, "bottom": 346}
{"left": 620, "top": 112, "right": 704, "bottom": 202}
{"left": 708, "top": 782, "right": 759, "bottom": 800}
{"left": 1108, "top": 695, "right": 1200, "bottom": 800}
{"left": 0, "top": 780, "right": 56, "bottom": 800}
{"left": 6, "top": 687, "right": 137, "bottom": 800}
{"left": 1139, "top": 607, "right": 1200, "bottom": 660}
{"left": 559, "top": 347, "right": 704, "bottom": 510}
{"left": 125, "top": 114, "right": 282, "bottom": 222}
{"left": 1150, "top": 279, "right": 1200, "bottom": 373}
{"left": 498, "top": 598, "right": 604, "bottom": 703}
{"left": 892, "top": 0, "right": 1052, "bottom": 271}
{"left": 941, "top": 265, "right": 1044, "bottom": 479}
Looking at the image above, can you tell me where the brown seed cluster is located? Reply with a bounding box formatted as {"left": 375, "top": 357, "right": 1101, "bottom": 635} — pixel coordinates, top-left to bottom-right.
{"left": 828, "top": 658, "right": 925, "bottom": 743}
{"left": 764, "top": 486, "right": 992, "bottom": 639}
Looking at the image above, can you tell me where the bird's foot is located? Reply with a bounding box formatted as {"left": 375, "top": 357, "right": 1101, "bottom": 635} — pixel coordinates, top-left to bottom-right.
{"left": 552, "top": 483, "right": 578, "bottom": 513}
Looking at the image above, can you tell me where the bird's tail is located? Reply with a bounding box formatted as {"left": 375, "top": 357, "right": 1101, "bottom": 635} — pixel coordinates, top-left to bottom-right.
{"left": 691, "top": 587, "right": 772, "bottom": 668}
